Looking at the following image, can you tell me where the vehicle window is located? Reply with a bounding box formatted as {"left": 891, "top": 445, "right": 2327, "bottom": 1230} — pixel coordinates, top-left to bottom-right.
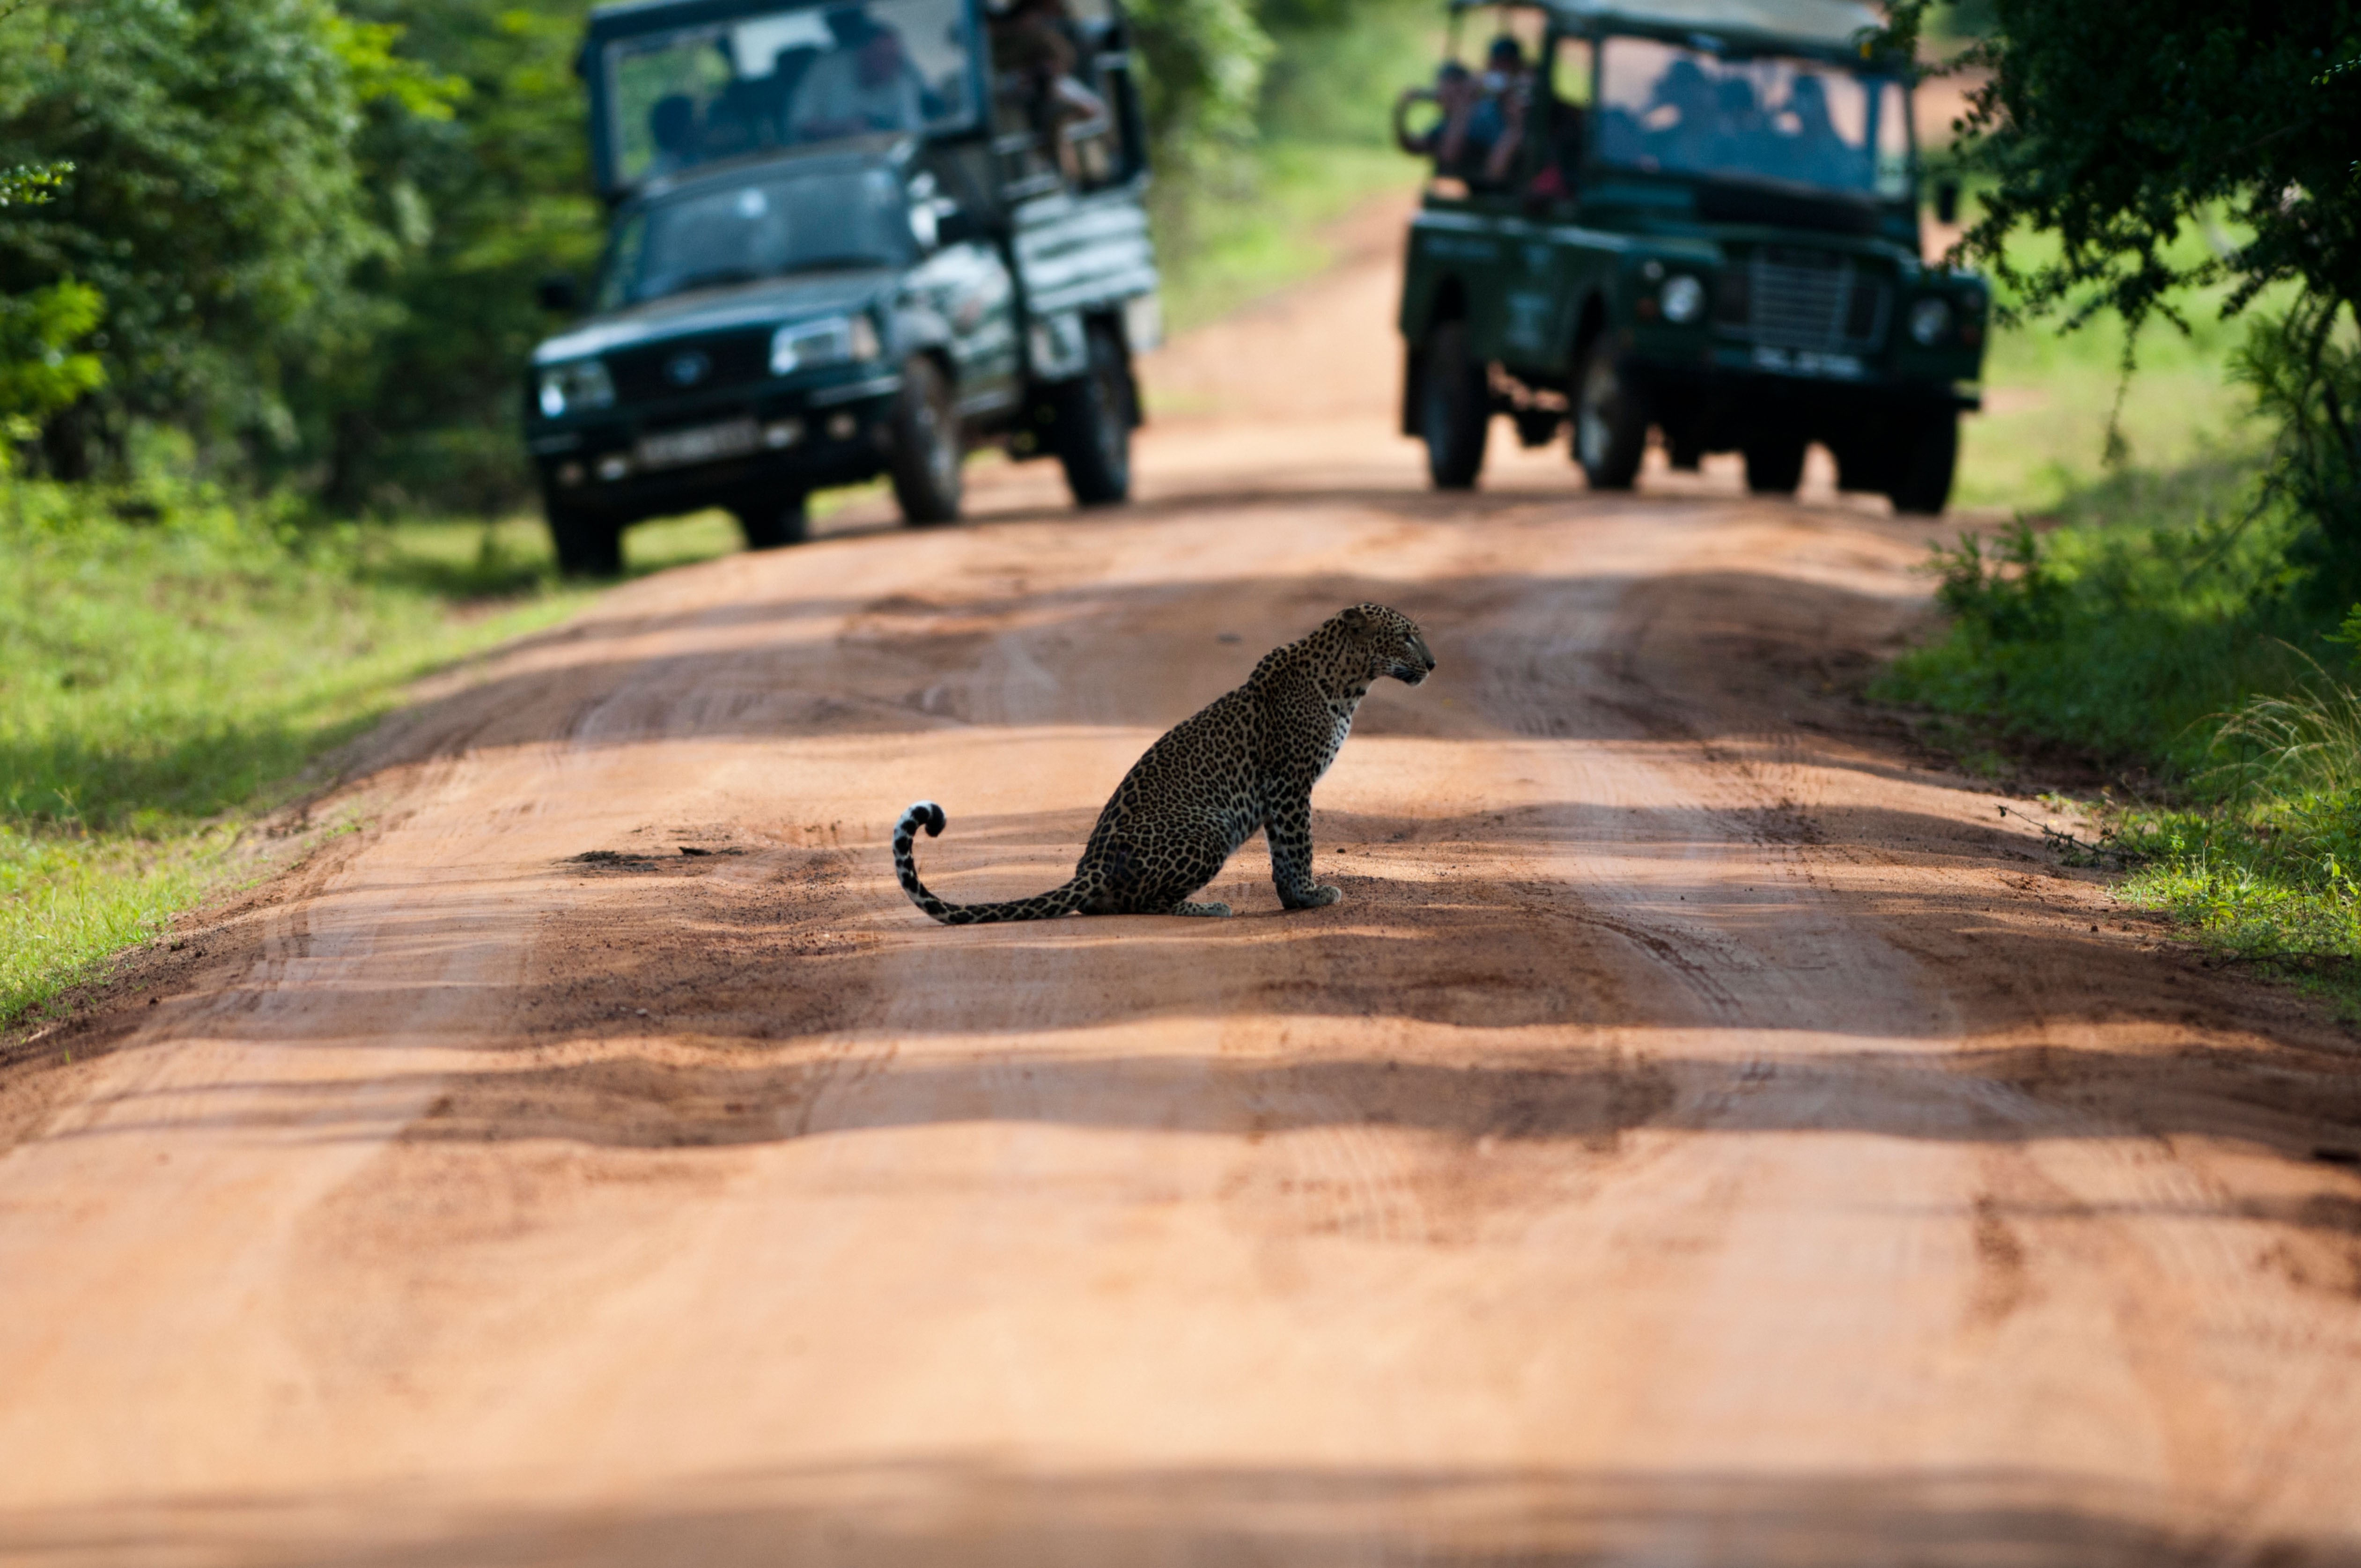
{"left": 596, "top": 167, "right": 912, "bottom": 308}
{"left": 1594, "top": 36, "right": 1910, "bottom": 200}
{"left": 605, "top": 0, "right": 978, "bottom": 186}
{"left": 1550, "top": 36, "right": 1593, "bottom": 105}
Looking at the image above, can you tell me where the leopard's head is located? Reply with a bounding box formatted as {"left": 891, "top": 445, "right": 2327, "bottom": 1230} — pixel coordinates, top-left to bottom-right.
{"left": 1330, "top": 603, "right": 1436, "bottom": 688}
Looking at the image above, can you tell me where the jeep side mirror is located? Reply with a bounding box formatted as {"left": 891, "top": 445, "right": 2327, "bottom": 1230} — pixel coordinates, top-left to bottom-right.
{"left": 935, "top": 206, "right": 989, "bottom": 247}
{"left": 1933, "top": 179, "right": 1960, "bottom": 227}
{"left": 536, "top": 273, "right": 580, "bottom": 314}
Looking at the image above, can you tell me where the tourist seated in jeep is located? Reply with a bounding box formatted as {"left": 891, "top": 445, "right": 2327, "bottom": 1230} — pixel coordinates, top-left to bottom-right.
{"left": 789, "top": 9, "right": 942, "bottom": 139}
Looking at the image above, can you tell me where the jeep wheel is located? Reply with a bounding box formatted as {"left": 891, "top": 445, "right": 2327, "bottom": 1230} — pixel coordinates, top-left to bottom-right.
{"left": 1742, "top": 428, "right": 1808, "bottom": 495}
{"left": 1573, "top": 340, "right": 1647, "bottom": 491}
{"left": 1419, "top": 320, "right": 1490, "bottom": 490}
{"left": 889, "top": 355, "right": 963, "bottom": 526}
{"left": 1055, "top": 327, "right": 1133, "bottom": 507}
{"left": 1887, "top": 410, "right": 1959, "bottom": 516}
{"left": 546, "top": 496, "right": 622, "bottom": 578}
{"left": 734, "top": 492, "right": 809, "bottom": 550}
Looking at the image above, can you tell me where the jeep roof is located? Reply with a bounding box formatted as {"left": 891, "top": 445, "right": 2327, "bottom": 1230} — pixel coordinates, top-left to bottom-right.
{"left": 1447, "top": 0, "right": 1887, "bottom": 59}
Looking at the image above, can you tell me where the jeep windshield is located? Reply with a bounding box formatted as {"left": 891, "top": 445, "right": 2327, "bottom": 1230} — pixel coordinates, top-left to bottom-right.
{"left": 1594, "top": 35, "right": 1909, "bottom": 200}
{"left": 595, "top": 165, "right": 910, "bottom": 309}
{"left": 600, "top": 0, "right": 977, "bottom": 188}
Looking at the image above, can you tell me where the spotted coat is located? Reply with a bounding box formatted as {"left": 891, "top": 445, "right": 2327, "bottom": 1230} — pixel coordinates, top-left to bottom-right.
{"left": 893, "top": 604, "right": 1437, "bottom": 924}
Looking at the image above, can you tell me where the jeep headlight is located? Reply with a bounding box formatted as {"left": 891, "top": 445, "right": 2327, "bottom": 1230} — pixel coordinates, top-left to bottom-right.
{"left": 1660, "top": 275, "right": 1705, "bottom": 325}
{"left": 770, "top": 313, "right": 883, "bottom": 376}
{"left": 1909, "top": 297, "right": 1954, "bottom": 346}
{"left": 537, "top": 359, "right": 614, "bottom": 418}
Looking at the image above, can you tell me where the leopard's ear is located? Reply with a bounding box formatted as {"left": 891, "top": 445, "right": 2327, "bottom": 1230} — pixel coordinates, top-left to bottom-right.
{"left": 1338, "top": 605, "right": 1370, "bottom": 631}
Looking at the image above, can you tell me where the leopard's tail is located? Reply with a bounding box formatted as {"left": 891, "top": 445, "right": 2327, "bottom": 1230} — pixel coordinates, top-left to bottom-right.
{"left": 893, "top": 802, "right": 1089, "bottom": 925}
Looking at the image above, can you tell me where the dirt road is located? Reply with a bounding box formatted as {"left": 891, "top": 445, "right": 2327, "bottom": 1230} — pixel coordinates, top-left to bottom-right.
{"left": 6, "top": 212, "right": 2361, "bottom": 1567}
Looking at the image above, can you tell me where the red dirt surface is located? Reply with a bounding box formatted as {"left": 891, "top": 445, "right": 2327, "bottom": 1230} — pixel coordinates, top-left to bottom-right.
{"left": 3, "top": 203, "right": 2359, "bottom": 1567}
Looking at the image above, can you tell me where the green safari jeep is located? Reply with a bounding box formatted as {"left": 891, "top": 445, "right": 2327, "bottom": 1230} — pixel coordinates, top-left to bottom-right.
{"left": 1395, "top": 0, "right": 1985, "bottom": 511}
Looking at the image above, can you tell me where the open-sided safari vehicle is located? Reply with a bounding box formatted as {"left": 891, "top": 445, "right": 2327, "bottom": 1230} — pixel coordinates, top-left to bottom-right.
{"left": 1394, "top": 0, "right": 1985, "bottom": 511}
{"left": 525, "top": 0, "right": 1162, "bottom": 574}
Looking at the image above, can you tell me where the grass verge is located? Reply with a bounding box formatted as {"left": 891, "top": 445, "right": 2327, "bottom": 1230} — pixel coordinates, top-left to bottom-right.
{"left": 0, "top": 481, "right": 745, "bottom": 1030}
{"left": 1878, "top": 354, "right": 2361, "bottom": 1013}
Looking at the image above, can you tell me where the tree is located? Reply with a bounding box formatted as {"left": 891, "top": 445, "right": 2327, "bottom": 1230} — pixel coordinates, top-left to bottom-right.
{"left": 1888, "top": 1, "right": 2360, "bottom": 588}
{"left": 0, "top": 161, "right": 100, "bottom": 456}
{"left": 302, "top": 0, "right": 601, "bottom": 514}
{"left": 0, "top": 1, "right": 408, "bottom": 477}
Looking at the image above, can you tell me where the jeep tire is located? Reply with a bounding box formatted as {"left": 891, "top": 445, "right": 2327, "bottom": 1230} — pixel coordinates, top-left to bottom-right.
{"left": 546, "top": 496, "right": 622, "bottom": 578}
{"left": 1573, "top": 339, "right": 1649, "bottom": 491}
{"left": 1742, "top": 427, "right": 1809, "bottom": 495}
{"left": 1887, "top": 409, "right": 1959, "bottom": 516}
{"left": 889, "top": 354, "right": 964, "bottom": 526}
{"left": 735, "top": 492, "right": 810, "bottom": 550}
{"left": 1419, "top": 319, "right": 1490, "bottom": 490}
{"left": 1055, "top": 325, "right": 1134, "bottom": 507}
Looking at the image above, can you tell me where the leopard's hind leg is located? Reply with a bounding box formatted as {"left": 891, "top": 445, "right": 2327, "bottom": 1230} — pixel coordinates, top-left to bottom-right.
{"left": 1166, "top": 899, "right": 1233, "bottom": 918}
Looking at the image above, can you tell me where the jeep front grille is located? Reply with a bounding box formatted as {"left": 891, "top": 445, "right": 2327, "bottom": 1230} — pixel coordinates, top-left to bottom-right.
{"left": 1716, "top": 249, "right": 1889, "bottom": 354}
{"left": 607, "top": 330, "right": 771, "bottom": 405}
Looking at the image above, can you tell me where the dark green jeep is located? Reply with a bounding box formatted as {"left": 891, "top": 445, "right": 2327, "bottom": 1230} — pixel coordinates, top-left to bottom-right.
{"left": 526, "top": 0, "right": 1162, "bottom": 574}
{"left": 1395, "top": 0, "right": 1985, "bottom": 511}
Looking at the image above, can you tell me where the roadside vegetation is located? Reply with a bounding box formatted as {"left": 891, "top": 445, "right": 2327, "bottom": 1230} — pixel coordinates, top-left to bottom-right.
{"left": 1879, "top": 1, "right": 2361, "bottom": 1005}
{"left": 1153, "top": 0, "right": 1437, "bottom": 328}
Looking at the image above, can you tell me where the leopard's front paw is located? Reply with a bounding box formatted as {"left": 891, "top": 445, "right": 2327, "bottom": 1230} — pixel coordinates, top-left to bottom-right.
{"left": 1284, "top": 883, "right": 1344, "bottom": 910}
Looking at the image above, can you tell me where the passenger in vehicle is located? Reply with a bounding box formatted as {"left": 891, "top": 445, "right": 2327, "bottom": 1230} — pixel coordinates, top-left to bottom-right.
{"left": 1778, "top": 74, "right": 1859, "bottom": 190}
{"left": 1440, "top": 37, "right": 1531, "bottom": 186}
{"left": 1712, "top": 74, "right": 1763, "bottom": 172}
{"left": 647, "top": 92, "right": 699, "bottom": 177}
{"left": 1397, "top": 59, "right": 1476, "bottom": 171}
{"left": 790, "top": 8, "right": 937, "bottom": 140}
{"left": 700, "top": 75, "right": 774, "bottom": 160}
{"left": 1645, "top": 56, "right": 1719, "bottom": 171}
{"left": 992, "top": 0, "right": 1109, "bottom": 178}
{"left": 766, "top": 44, "right": 823, "bottom": 140}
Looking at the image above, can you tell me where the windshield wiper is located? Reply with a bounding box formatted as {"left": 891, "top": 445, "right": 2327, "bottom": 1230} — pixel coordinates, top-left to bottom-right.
{"left": 788, "top": 254, "right": 893, "bottom": 272}
{"left": 662, "top": 266, "right": 766, "bottom": 294}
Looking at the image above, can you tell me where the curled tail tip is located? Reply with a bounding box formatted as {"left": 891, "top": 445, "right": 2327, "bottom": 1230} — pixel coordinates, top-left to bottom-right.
{"left": 901, "top": 800, "right": 946, "bottom": 838}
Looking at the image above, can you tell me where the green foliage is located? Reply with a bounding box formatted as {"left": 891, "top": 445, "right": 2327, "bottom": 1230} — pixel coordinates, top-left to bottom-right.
{"left": 0, "top": 159, "right": 68, "bottom": 207}
{"left": 2110, "top": 789, "right": 2361, "bottom": 1004}
{"left": 0, "top": 0, "right": 409, "bottom": 474}
{"left": 0, "top": 279, "right": 103, "bottom": 441}
{"left": 2094, "top": 666, "right": 2361, "bottom": 1010}
{"left": 1152, "top": 0, "right": 1433, "bottom": 326}
{"left": 310, "top": 1, "right": 602, "bottom": 514}
{"left": 2235, "top": 297, "right": 2361, "bottom": 604}
{"left": 1879, "top": 481, "right": 2317, "bottom": 778}
{"left": 1132, "top": 0, "right": 1275, "bottom": 183}
{"left": 1897, "top": 0, "right": 2361, "bottom": 330}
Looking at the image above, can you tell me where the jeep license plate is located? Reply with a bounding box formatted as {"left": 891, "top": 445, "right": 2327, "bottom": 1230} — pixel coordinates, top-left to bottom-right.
{"left": 635, "top": 417, "right": 760, "bottom": 471}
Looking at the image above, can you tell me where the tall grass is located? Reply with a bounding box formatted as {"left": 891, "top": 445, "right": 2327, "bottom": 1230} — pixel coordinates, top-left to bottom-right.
{"left": 2107, "top": 660, "right": 2361, "bottom": 1003}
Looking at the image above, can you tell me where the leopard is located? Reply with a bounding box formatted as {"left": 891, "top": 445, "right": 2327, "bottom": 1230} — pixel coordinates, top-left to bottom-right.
{"left": 893, "top": 603, "right": 1436, "bottom": 924}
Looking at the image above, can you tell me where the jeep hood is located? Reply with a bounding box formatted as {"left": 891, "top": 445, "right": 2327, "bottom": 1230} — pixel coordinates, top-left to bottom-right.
{"left": 533, "top": 270, "right": 894, "bottom": 366}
